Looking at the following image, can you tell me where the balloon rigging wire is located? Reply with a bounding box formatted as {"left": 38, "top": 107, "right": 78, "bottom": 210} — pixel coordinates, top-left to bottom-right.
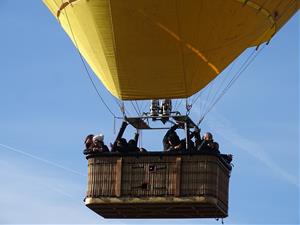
{"left": 130, "top": 101, "right": 141, "bottom": 116}
{"left": 198, "top": 49, "right": 257, "bottom": 124}
{"left": 61, "top": 4, "right": 119, "bottom": 119}
{"left": 141, "top": 100, "right": 150, "bottom": 115}
{"left": 198, "top": 80, "right": 216, "bottom": 117}
{"left": 134, "top": 100, "right": 142, "bottom": 116}
{"left": 173, "top": 99, "right": 178, "bottom": 111}
{"left": 203, "top": 0, "right": 295, "bottom": 111}
{"left": 191, "top": 0, "right": 286, "bottom": 123}
{"left": 197, "top": 44, "right": 266, "bottom": 126}
{"left": 174, "top": 98, "right": 183, "bottom": 112}
{"left": 202, "top": 76, "right": 217, "bottom": 113}
{"left": 193, "top": 58, "right": 237, "bottom": 118}
{"left": 58, "top": 0, "right": 290, "bottom": 122}
{"left": 207, "top": 60, "right": 237, "bottom": 110}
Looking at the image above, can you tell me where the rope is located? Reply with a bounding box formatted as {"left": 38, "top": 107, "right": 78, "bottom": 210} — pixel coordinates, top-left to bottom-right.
{"left": 130, "top": 101, "right": 141, "bottom": 116}
{"left": 198, "top": 0, "right": 295, "bottom": 121}
{"left": 195, "top": 59, "right": 238, "bottom": 119}
{"left": 199, "top": 81, "right": 215, "bottom": 118}
{"left": 173, "top": 99, "right": 179, "bottom": 111}
{"left": 174, "top": 98, "right": 183, "bottom": 111}
{"left": 197, "top": 44, "right": 266, "bottom": 126}
{"left": 191, "top": 89, "right": 203, "bottom": 106}
{"left": 58, "top": 0, "right": 292, "bottom": 121}
{"left": 185, "top": 98, "right": 192, "bottom": 115}
{"left": 60, "top": 1, "right": 118, "bottom": 118}
{"left": 113, "top": 97, "right": 123, "bottom": 112}
{"left": 205, "top": 60, "right": 237, "bottom": 114}
{"left": 123, "top": 101, "right": 134, "bottom": 117}
{"left": 141, "top": 100, "right": 150, "bottom": 115}
{"left": 134, "top": 100, "right": 142, "bottom": 116}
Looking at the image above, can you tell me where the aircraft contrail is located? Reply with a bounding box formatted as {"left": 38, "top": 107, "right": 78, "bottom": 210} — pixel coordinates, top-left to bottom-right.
{"left": 0, "top": 143, "right": 86, "bottom": 177}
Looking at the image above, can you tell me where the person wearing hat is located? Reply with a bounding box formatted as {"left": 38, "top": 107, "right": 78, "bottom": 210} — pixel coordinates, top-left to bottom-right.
{"left": 92, "top": 134, "right": 109, "bottom": 153}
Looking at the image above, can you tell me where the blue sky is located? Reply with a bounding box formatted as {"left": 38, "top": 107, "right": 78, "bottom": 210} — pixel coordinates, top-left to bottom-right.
{"left": 0, "top": 1, "right": 299, "bottom": 224}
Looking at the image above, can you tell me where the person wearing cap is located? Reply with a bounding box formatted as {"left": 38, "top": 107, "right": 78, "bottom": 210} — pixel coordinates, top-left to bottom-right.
{"left": 92, "top": 134, "right": 109, "bottom": 153}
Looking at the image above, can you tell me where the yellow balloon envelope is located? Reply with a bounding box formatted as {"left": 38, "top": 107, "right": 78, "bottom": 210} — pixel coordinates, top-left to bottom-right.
{"left": 44, "top": 0, "right": 299, "bottom": 100}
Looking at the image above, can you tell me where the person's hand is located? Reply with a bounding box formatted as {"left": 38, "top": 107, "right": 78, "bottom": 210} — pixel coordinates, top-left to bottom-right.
{"left": 172, "top": 124, "right": 179, "bottom": 129}
{"left": 177, "top": 122, "right": 185, "bottom": 129}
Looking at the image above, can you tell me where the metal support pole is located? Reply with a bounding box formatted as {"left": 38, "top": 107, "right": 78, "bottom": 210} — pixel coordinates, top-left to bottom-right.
{"left": 111, "top": 121, "right": 128, "bottom": 151}
{"left": 116, "top": 121, "right": 128, "bottom": 141}
{"left": 185, "top": 121, "right": 190, "bottom": 150}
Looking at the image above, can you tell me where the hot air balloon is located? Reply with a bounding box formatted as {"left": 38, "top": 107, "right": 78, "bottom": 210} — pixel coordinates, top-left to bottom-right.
{"left": 44, "top": 0, "right": 299, "bottom": 219}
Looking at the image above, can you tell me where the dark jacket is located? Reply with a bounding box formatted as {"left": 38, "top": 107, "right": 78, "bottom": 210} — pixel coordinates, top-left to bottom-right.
{"left": 163, "top": 124, "right": 179, "bottom": 150}
{"left": 83, "top": 148, "right": 93, "bottom": 155}
{"left": 128, "top": 139, "right": 140, "bottom": 152}
{"left": 93, "top": 141, "right": 109, "bottom": 153}
{"left": 191, "top": 129, "right": 201, "bottom": 149}
{"left": 111, "top": 138, "right": 128, "bottom": 153}
{"left": 180, "top": 138, "right": 194, "bottom": 150}
{"left": 84, "top": 134, "right": 95, "bottom": 149}
{"left": 199, "top": 140, "right": 220, "bottom": 154}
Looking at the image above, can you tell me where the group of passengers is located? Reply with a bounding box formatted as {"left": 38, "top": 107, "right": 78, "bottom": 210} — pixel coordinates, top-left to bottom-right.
{"left": 83, "top": 132, "right": 146, "bottom": 155}
{"left": 163, "top": 124, "right": 220, "bottom": 153}
{"left": 83, "top": 134, "right": 109, "bottom": 154}
{"left": 83, "top": 123, "right": 226, "bottom": 157}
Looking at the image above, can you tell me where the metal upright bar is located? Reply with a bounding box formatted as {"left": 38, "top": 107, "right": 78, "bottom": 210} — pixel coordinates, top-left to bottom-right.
{"left": 116, "top": 121, "right": 128, "bottom": 140}
{"left": 185, "top": 121, "right": 190, "bottom": 150}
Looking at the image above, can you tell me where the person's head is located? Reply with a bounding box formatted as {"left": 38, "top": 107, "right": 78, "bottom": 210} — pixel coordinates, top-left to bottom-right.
{"left": 203, "top": 132, "right": 213, "bottom": 141}
{"left": 93, "top": 134, "right": 104, "bottom": 144}
{"left": 117, "top": 138, "right": 127, "bottom": 147}
{"left": 128, "top": 139, "right": 137, "bottom": 147}
{"left": 85, "top": 134, "right": 94, "bottom": 143}
{"left": 85, "top": 134, "right": 94, "bottom": 149}
{"left": 168, "top": 132, "right": 180, "bottom": 146}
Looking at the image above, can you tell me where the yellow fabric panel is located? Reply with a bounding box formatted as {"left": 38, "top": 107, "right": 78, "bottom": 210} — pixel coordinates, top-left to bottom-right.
{"left": 44, "top": 0, "right": 120, "bottom": 97}
{"left": 43, "top": 0, "right": 299, "bottom": 100}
